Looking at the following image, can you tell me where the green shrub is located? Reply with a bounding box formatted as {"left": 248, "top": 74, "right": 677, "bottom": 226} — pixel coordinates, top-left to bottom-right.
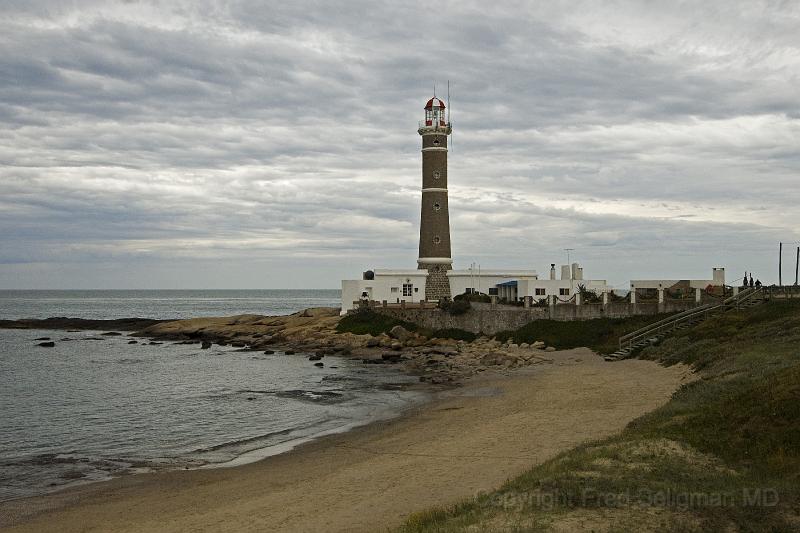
{"left": 438, "top": 298, "right": 472, "bottom": 316}
{"left": 454, "top": 291, "right": 491, "bottom": 303}
{"left": 335, "top": 310, "right": 418, "bottom": 336}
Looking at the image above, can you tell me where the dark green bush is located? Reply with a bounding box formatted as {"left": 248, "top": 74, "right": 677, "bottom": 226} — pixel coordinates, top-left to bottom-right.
{"left": 438, "top": 298, "right": 472, "bottom": 316}
{"left": 335, "top": 310, "right": 418, "bottom": 336}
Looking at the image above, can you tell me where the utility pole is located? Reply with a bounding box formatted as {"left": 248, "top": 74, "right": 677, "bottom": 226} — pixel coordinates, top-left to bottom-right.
{"left": 779, "top": 242, "right": 783, "bottom": 286}
{"left": 795, "top": 246, "right": 799, "bottom": 286}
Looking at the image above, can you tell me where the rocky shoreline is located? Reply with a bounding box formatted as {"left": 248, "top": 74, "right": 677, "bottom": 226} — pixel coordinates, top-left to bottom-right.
{"left": 1, "top": 307, "right": 568, "bottom": 385}
{"left": 131, "top": 307, "right": 566, "bottom": 385}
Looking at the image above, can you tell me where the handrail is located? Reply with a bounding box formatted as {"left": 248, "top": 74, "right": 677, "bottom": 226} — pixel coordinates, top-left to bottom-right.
{"left": 619, "top": 303, "right": 712, "bottom": 344}
{"left": 618, "top": 287, "right": 763, "bottom": 351}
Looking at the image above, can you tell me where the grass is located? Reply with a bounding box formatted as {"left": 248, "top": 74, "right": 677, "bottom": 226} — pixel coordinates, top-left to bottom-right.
{"left": 494, "top": 313, "right": 677, "bottom": 354}
{"left": 395, "top": 300, "right": 800, "bottom": 532}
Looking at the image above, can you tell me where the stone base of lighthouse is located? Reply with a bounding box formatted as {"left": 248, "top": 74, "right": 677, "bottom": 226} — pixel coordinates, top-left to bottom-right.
{"left": 419, "top": 263, "right": 452, "bottom": 301}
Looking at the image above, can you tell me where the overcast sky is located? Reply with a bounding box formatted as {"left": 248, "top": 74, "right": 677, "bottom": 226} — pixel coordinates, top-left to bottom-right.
{"left": 1, "top": 1, "right": 798, "bottom": 289}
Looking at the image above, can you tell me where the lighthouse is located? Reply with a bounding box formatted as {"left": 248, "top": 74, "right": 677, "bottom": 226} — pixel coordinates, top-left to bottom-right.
{"left": 417, "top": 96, "right": 453, "bottom": 301}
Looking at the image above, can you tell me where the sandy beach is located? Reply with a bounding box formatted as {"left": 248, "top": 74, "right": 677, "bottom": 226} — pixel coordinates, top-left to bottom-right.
{"left": 0, "top": 348, "right": 693, "bottom": 532}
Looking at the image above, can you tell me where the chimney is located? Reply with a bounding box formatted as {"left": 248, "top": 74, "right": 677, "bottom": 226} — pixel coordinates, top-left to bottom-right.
{"left": 572, "top": 263, "right": 583, "bottom": 281}
{"left": 561, "top": 265, "right": 571, "bottom": 280}
{"left": 550, "top": 264, "right": 556, "bottom": 280}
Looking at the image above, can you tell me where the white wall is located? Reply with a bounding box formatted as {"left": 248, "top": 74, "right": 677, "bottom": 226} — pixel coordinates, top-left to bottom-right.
{"left": 341, "top": 271, "right": 428, "bottom": 314}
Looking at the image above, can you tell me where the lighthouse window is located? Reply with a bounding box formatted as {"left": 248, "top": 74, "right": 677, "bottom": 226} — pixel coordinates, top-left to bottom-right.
{"left": 433, "top": 203, "right": 441, "bottom": 211}
{"left": 433, "top": 138, "right": 440, "bottom": 145}
{"left": 433, "top": 236, "right": 441, "bottom": 244}
{"left": 432, "top": 171, "right": 440, "bottom": 179}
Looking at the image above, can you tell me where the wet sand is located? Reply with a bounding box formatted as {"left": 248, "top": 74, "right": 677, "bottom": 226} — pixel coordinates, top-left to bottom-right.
{"left": 0, "top": 348, "right": 693, "bottom": 532}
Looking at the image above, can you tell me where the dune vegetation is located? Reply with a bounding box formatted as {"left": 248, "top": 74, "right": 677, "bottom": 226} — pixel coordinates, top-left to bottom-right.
{"left": 397, "top": 300, "right": 800, "bottom": 532}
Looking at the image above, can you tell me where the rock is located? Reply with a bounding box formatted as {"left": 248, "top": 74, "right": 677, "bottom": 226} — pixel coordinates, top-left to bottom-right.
{"left": 309, "top": 354, "right": 323, "bottom": 361}
{"left": 532, "top": 341, "right": 545, "bottom": 348}
{"left": 509, "top": 343, "right": 519, "bottom": 349}
{"left": 520, "top": 343, "right": 530, "bottom": 349}
{"left": 389, "top": 325, "right": 413, "bottom": 342}
{"left": 102, "top": 332, "right": 122, "bottom": 336}
{"left": 365, "top": 338, "right": 380, "bottom": 348}
{"left": 37, "top": 341, "right": 55, "bottom": 347}
{"left": 390, "top": 341, "right": 403, "bottom": 351}
{"left": 381, "top": 351, "right": 404, "bottom": 363}
{"left": 201, "top": 341, "right": 212, "bottom": 349}
{"left": 545, "top": 346, "right": 556, "bottom": 352}
{"left": 34, "top": 337, "right": 50, "bottom": 341}
{"left": 314, "top": 362, "right": 324, "bottom": 367}
{"left": 263, "top": 349, "right": 275, "bottom": 355}
{"left": 285, "top": 350, "right": 295, "bottom": 355}
{"left": 128, "top": 340, "right": 138, "bottom": 344}
{"left": 148, "top": 341, "right": 163, "bottom": 345}
{"left": 231, "top": 341, "right": 246, "bottom": 348}
{"left": 314, "top": 350, "right": 327, "bottom": 357}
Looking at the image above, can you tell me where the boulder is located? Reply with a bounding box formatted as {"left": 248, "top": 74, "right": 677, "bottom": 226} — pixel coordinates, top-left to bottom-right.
{"left": 309, "top": 354, "right": 323, "bottom": 361}
{"left": 365, "top": 338, "right": 380, "bottom": 348}
{"left": 390, "top": 341, "right": 403, "bottom": 351}
{"left": 37, "top": 341, "right": 55, "bottom": 347}
{"left": 102, "top": 332, "right": 122, "bottom": 336}
{"left": 201, "top": 341, "right": 212, "bottom": 349}
{"left": 545, "top": 346, "right": 557, "bottom": 352}
{"left": 313, "top": 362, "right": 324, "bottom": 367}
{"left": 128, "top": 340, "right": 138, "bottom": 344}
{"left": 388, "top": 325, "right": 413, "bottom": 342}
{"left": 263, "top": 349, "right": 275, "bottom": 355}
{"left": 381, "top": 351, "right": 404, "bottom": 362}
{"left": 34, "top": 337, "right": 50, "bottom": 341}
{"left": 532, "top": 341, "right": 545, "bottom": 348}
{"left": 284, "top": 350, "right": 295, "bottom": 355}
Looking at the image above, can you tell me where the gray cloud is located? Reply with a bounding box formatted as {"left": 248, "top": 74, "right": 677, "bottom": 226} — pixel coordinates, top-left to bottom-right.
{"left": 0, "top": 0, "right": 798, "bottom": 289}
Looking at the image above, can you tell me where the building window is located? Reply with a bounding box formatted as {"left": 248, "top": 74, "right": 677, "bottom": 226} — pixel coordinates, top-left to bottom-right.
{"left": 391, "top": 287, "right": 398, "bottom": 293}
{"left": 414, "top": 287, "right": 419, "bottom": 292}
{"left": 433, "top": 203, "right": 441, "bottom": 211}
{"left": 559, "top": 288, "right": 570, "bottom": 296}
{"left": 535, "top": 288, "right": 546, "bottom": 296}
{"left": 402, "top": 284, "right": 413, "bottom": 297}
{"left": 433, "top": 236, "right": 441, "bottom": 244}
{"left": 488, "top": 288, "right": 499, "bottom": 296}
{"left": 432, "top": 171, "right": 440, "bottom": 179}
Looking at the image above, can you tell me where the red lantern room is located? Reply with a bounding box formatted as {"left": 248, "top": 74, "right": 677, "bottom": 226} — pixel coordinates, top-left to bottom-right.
{"left": 424, "top": 97, "right": 447, "bottom": 127}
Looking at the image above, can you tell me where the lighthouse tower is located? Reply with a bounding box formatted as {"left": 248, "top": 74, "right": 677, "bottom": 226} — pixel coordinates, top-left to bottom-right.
{"left": 417, "top": 96, "right": 453, "bottom": 301}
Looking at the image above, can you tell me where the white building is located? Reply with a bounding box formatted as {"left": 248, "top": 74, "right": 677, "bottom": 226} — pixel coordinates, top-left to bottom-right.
{"left": 340, "top": 263, "right": 610, "bottom": 314}
{"left": 630, "top": 268, "right": 725, "bottom": 293}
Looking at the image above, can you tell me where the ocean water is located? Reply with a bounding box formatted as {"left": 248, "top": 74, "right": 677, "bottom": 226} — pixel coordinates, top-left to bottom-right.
{"left": 0, "top": 290, "right": 425, "bottom": 502}
{"left": 0, "top": 289, "right": 342, "bottom": 320}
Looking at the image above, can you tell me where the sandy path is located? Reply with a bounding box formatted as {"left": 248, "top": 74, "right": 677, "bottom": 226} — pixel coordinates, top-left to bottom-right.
{"left": 0, "top": 349, "right": 693, "bottom": 532}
